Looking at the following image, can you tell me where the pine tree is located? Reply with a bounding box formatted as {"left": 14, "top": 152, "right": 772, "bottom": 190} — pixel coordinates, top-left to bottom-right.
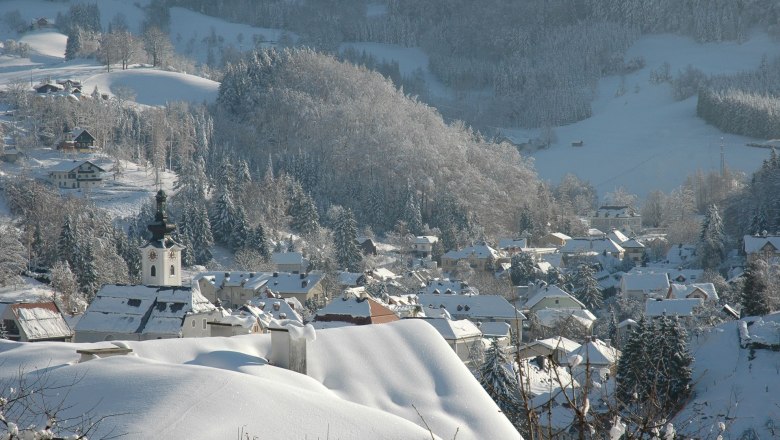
{"left": 289, "top": 184, "right": 320, "bottom": 235}
{"left": 237, "top": 159, "right": 252, "bottom": 186}
{"left": 402, "top": 184, "right": 423, "bottom": 236}
{"left": 75, "top": 241, "right": 100, "bottom": 299}
{"left": 573, "top": 264, "right": 603, "bottom": 310}
{"left": 58, "top": 215, "right": 78, "bottom": 266}
{"left": 187, "top": 202, "right": 213, "bottom": 265}
{"left": 210, "top": 188, "right": 235, "bottom": 245}
{"left": 334, "top": 208, "right": 362, "bottom": 272}
{"left": 0, "top": 224, "right": 27, "bottom": 287}
{"left": 250, "top": 223, "right": 270, "bottom": 259}
{"left": 64, "top": 26, "right": 81, "bottom": 60}
{"left": 741, "top": 258, "right": 770, "bottom": 317}
{"left": 616, "top": 317, "right": 651, "bottom": 404}
{"left": 509, "top": 252, "right": 536, "bottom": 286}
{"left": 698, "top": 204, "right": 725, "bottom": 270}
{"left": 230, "top": 205, "right": 250, "bottom": 251}
{"left": 479, "top": 339, "right": 523, "bottom": 428}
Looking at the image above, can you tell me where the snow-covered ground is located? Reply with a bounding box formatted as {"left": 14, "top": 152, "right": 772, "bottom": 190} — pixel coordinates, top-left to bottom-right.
{"left": 0, "top": 320, "right": 520, "bottom": 440}
{"left": 82, "top": 68, "right": 219, "bottom": 106}
{"left": 515, "top": 32, "right": 780, "bottom": 198}
{"left": 676, "top": 315, "right": 780, "bottom": 438}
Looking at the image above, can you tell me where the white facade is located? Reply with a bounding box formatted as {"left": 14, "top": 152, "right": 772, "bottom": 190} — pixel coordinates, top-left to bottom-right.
{"left": 141, "top": 243, "right": 183, "bottom": 286}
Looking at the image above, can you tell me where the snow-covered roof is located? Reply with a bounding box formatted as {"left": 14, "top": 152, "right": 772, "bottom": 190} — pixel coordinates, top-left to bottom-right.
{"left": 76, "top": 284, "right": 215, "bottom": 336}
{"left": 534, "top": 308, "right": 597, "bottom": 329}
{"left": 665, "top": 244, "right": 697, "bottom": 265}
{"left": 314, "top": 296, "right": 399, "bottom": 325}
{"left": 547, "top": 232, "right": 571, "bottom": 240}
{"left": 498, "top": 238, "right": 528, "bottom": 249}
{"left": 744, "top": 234, "right": 780, "bottom": 254}
{"left": 620, "top": 238, "right": 644, "bottom": 249}
{"left": 423, "top": 318, "right": 482, "bottom": 340}
{"left": 442, "top": 242, "right": 501, "bottom": 260}
{"left": 531, "top": 336, "right": 582, "bottom": 354}
{"left": 618, "top": 318, "right": 637, "bottom": 328}
{"left": 645, "top": 298, "right": 703, "bottom": 317}
{"left": 417, "top": 294, "right": 525, "bottom": 321}
{"left": 523, "top": 285, "right": 585, "bottom": 310}
{"left": 607, "top": 229, "right": 629, "bottom": 244}
{"left": 271, "top": 251, "right": 306, "bottom": 265}
{"left": 246, "top": 297, "right": 303, "bottom": 323}
{"left": 195, "top": 271, "right": 324, "bottom": 295}
{"left": 337, "top": 271, "right": 365, "bottom": 286}
{"left": 413, "top": 236, "right": 438, "bottom": 244}
{"left": 560, "top": 237, "right": 624, "bottom": 255}
{"left": 592, "top": 205, "right": 638, "bottom": 218}
{"left": 11, "top": 303, "right": 71, "bottom": 340}
{"left": 47, "top": 159, "right": 105, "bottom": 173}
{"left": 370, "top": 268, "right": 398, "bottom": 281}
{"left": 478, "top": 321, "right": 511, "bottom": 338}
{"left": 570, "top": 338, "right": 620, "bottom": 365}
{"left": 621, "top": 272, "right": 670, "bottom": 292}
{"left": 419, "top": 278, "right": 476, "bottom": 295}
{"left": 668, "top": 283, "right": 718, "bottom": 301}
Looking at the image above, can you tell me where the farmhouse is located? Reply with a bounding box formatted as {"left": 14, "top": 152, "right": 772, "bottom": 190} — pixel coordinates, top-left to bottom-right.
{"left": 57, "top": 128, "right": 97, "bottom": 152}
{"left": 48, "top": 160, "right": 105, "bottom": 189}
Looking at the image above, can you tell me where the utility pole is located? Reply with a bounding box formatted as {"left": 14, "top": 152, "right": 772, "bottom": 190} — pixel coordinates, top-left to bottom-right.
{"left": 720, "top": 137, "right": 725, "bottom": 177}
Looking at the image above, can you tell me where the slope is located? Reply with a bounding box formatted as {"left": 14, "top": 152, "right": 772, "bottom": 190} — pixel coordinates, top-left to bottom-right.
{"left": 0, "top": 320, "right": 521, "bottom": 440}
{"left": 82, "top": 68, "right": 219, "bottom": 106}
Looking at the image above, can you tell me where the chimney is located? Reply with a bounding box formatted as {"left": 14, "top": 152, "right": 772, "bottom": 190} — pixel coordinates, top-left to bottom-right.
{"left": 300, "top": 273, "right": 306, "bottom": 279}
{"left": 302, "top": 280, "right": 308, "bottom": 288}
{"left": 273, "top": 272, "right": 279, "bottom": 277}
{"left": 269, "top": 323, "right": 314, "bottom": 375}
{"left": 605, "top": 338, "right": 612, "bottom": 348}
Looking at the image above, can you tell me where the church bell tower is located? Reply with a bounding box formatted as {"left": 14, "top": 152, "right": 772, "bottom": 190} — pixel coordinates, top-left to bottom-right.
{"left": 140, "top": 190, "right": 183, "bottom": 286}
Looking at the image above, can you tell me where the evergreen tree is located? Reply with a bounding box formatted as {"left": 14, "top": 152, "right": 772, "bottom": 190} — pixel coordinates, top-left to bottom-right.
{"left": 0, "top": 224, "right": 27, "bottom": 287}
{"left": 334, "top": 208, "right": 362, "bottom": 272}
{"left": 402, "top": 181, "right": 423, "bottom": 236}
{"left": 64, "top": 26, "right": 81, "bottom": 60}
{"left": 616, "top": 317, "right": 651, "bottom": 404}
{"left": 187, "top": 202, "right": 213, "bottom": 264}
{"left": 250, "top": 223, "right": 270, "bottom": 259}
{"left": 289, "top": 184, "right": 320, "bottom": 235}
{"left": 75, "top": 241, "right": 100, "bottom": 299}
{"left": 237, "top": 159, "right": 252, "bottom": 186}
{"left": 210, "top": 188, "right": 235, "bottom": 245}
{"left": 509, "top": 252, "right": 536, "bottom": 286}
{"left": 698, "top": 204, "right": 725, "bottom": 270}
{"left": 230, "top": 205, "right": 250, "bottom": 250}
{"left": 741, "top": 257, "right": 770, "bottom": 317}
{"left": 58, "top": 215, "right": 78, "bottom": 266}
{"left": 573, "top": 264, "right": 603, "bottom": 310}
{"left": 479, "top": 339, "right": 523, "bottom": 428}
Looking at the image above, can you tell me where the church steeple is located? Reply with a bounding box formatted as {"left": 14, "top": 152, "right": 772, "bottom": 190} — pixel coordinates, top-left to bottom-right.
{"left": 140, "top": 190, "right": 183, "bottom": 286}
{"left": 147, "top": 190, "right": 176, "bottom": 241}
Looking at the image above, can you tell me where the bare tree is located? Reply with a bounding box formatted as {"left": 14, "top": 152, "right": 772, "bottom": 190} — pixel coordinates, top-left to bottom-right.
{"left": 143, "top": 26, "right": 173, "bottom": 68}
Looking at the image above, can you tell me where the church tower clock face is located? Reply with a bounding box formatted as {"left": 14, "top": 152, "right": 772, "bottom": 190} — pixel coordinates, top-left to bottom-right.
{"left": 148, "top": 250, "right": 157, "bottom": 261}
{"left": 168, "top": 249, "right": 176, "bottom": 259}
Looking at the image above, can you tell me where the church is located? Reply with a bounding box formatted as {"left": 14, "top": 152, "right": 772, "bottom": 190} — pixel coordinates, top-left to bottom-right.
{"left": 74, "top": 190, "right": 223, "bottom": 342}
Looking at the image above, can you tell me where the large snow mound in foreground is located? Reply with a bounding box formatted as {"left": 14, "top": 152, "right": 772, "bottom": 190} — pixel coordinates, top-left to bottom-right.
{"left": 0, "top": 320, "right": 520, "bottom": 440}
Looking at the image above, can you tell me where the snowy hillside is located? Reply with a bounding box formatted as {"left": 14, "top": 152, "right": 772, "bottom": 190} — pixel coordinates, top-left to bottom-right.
{"left": 82, "top": 68, "right": 219, "bottom": 106}
{"left": 0, "top": 320, "right": 521, "bottom": 440}
{"left": 517, "top": 32, "right": 780, "bottom": 197}
{"left": 675, "top": 315, "right": 780, "bottom": 438}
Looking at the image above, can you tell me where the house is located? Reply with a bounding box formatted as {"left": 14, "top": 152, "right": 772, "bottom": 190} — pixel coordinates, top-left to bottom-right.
{"left": 416, "top": 293, "right": 525, "bottom": 338}
{"left": 478, "top": 321, "right": 512, "bottom": 340}
{"left": 1, "top": 147, "right": 20, "bottom": 163}
{"left": 589, "top": 205, "right": 641, "bottom": 233}
{"left": 620, "top": 272, "right": 670, "bottom": 300}
{"left": 621, "top": 238, "right": 645, "bottom": 262}
{"left": 422, "top": 318, "right": 483, "bottom": 365}
{"left": 412, "top": 236, "right": 438, "bottom": 258}
{"left": 541, "top": 232, "right": 570, "bottom": 248}
{"left": 441, "top": 242, "right": 505, "bottom": 272}
{"left": 312, "top": 293, "right": 399, "bottom": 327}
{"left": 517, "top": 336, "right": 581, "bottom": 365}
{"left": 35, "top": 82, "right": 64, "bottom": 94}
{"left": 0, "top": 301, "right": 72, "bottom": 342}
{"left": 743, "top": 234, "right": 780, "bottom": 257}
{"left": 616, "top": 319, "right": 637, "bottom": 349}
{"left": 665, "top": 244, "right": 697, "bottom": 266}
{"left": 667, "top": 283, "right": 718, "bottom": 301}
{"left": 48, "top": 160, "right": 105, "bottom": 189}
{"left": 356, "top": 237, "right": 377, "bottom": 255}
{"left": 73, "top": 284, "right": 220, "bottom": 342}
{"left": 498, "top": 238, "right": 528, "bottom": 255}
{"left": 560, "top": 237, "right": 624, "bottom": 265}
{"left": 195, "top": 271, "right": 325, "bottom": 309}
{"left": 606, "top": 228, "right": 629, "bottom": 244}
{"left": 645, "top": 298, "right": 703, "bottom": 318}
{"left": 569, "top": 337, "right": 621, "bottom": 379}
{"left": 271, "top": 252, "right": 309, "bottom": 273}
{"left": 522, "top": 284, "right": 587, "bottom": 313}
{"left": 208, "top": 297, "right": 303, "bottom": 337}
{"left": 533, "top": 308, "right": 598, "bottom": 334}
{"left": 56, "top": 79, "right": 82, "bottom": 93}
{"left": 57, "top": 128, "right": 96, "bottom": 152}
{"left": 337, "top": 271, "right": 368, "bottom": 289}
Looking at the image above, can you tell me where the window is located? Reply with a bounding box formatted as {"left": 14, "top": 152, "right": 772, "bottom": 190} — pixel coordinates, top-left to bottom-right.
{"left": 191, "top": 320, "right": 196, "bottom": 328}
{"left": 170, "top": 265, "right": 175, "bottom": 275}
{"left": 151, "top": 265, "right": 156, "bottom": 277}
{"left": 202, "top": 319, "right": 207, "bottom": 330}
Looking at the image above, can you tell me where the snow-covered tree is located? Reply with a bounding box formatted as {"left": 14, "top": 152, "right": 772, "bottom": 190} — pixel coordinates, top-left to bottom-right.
{"left": 479, "top": 339, "right": 523, "bottom": 429}
{"left": 210, "top": 188, "right": 235, "bottom": 245}
{"left": 573, "top": 264, "right": 603, "bottom": 310}
{"left": 741, "top": 257, "right": 770, "bottom": 317}
{"left": 289, "top": 184, "right": 320, "bottom": 236}
{"left": 50, "top": 260, "right": 82, "bottom": 314}
{"left": 697, "top": 204, "right": 725, "bottom": 270}
{"left": 230, "top": 204, "right": 250, "bottom": 251}
{"left": 509, "top": 252, "right": 536, "bottom": 286}
{"left": 0, "top": 224, "right": 27, "bottom": 287}
{"left": 333, "top": 208, "right": 362, "bottom": 272}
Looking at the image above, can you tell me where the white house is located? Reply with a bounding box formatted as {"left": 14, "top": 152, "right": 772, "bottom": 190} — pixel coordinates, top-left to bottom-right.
{"left": 517, "top": 336, "right": 581, "bottom": 365}
{"left": 744, "top": 234, "right": 780, "bottom": 257}
{"left": 271, "top": 252, "right": 309, "bottom": 273}
{"left": 417, "top": 293, "right": 525, "bottom": 338}
{"left": 620, "top": 272, "right": 670, "bottom": 300}
{"left": 412, "top": 236, "right": 438, "bottom": 258}
{"left": 560, "top": 237, "right": 624, "bottom": 264}
{"left": 667, "top": 283, "right": 718, "bottom": 301}
{"left": 589, "top": 205, "right": 641, "bottom": 233}
{"left": 48, "top": 160, "right": 105, "bottom": 189}
{"left": 423, "top": 317, "right": 483, "bottom": 365}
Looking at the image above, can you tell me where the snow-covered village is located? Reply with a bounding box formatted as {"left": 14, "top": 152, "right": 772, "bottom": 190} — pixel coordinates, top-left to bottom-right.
{"left": 2, "top": 1, "right": 780, "bottom": 439}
